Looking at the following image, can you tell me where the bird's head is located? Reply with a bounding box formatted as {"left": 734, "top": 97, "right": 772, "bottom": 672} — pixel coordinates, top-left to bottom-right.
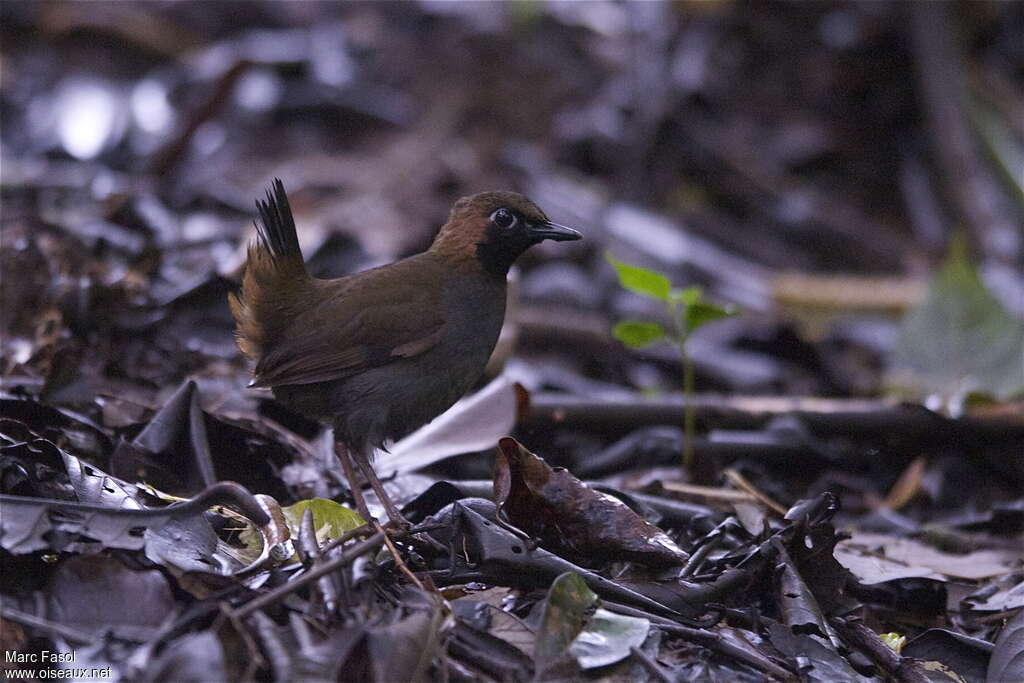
{"left": 433, "top": 191, "right": 581, "bottom": 276}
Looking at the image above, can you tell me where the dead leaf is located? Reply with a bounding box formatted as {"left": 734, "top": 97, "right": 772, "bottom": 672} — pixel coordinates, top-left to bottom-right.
{"left": 493, "top": 437, "right": 689, "bottom": 567}
{"left": 377, "top": 375, "right": 519, "bottom": 477}
{"left": 835, "top": 532, "right": 1020, "bottom": 583}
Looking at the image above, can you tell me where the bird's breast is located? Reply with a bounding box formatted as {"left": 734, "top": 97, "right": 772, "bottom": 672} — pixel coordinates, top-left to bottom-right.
{"left": 333, "top": 274, "right": 508, "bottom": 451}
{"left": 439, "top": 274, "right": 507, "bottom": 350}
{"left": 401, "top": 275, "right": 506, "bottom": 414}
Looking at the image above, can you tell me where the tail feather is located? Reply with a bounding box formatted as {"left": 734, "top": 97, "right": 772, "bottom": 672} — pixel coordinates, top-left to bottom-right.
{"left": 230, "top": 179, "right": 310, "bottom": 363}
{"left": 255, "top": 178, "right": 303, "bottom": 264}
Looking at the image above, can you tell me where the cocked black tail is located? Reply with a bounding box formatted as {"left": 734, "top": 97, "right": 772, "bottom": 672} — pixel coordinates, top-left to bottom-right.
{"left": 229, "top": 179, "right": 309, "bottom": 362}
{"left": 255, "top": 178, "right": 303, "bottom": 264}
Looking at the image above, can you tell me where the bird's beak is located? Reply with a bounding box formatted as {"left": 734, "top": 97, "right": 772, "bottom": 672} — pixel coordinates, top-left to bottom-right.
{"left": 528, "top": 220, "right": 582, "bottom": 242}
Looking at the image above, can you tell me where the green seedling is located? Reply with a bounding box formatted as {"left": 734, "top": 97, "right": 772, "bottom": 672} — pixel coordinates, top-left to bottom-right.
{"left": 606, "top": 252, "right": 738, "bottom": 470}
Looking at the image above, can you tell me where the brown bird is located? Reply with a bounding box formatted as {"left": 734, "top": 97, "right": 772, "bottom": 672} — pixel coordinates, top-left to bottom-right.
{"left": 230, "top": 180, "right": 580, "bottom": 526}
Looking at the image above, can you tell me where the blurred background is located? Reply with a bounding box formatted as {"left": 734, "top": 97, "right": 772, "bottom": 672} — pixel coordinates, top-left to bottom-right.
{"left": 1, "top": 0, "right": 1022, "bottom": 417}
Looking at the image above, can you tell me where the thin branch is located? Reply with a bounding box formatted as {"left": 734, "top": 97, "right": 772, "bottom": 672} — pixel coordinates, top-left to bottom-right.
{"left": 630, "top": 646, "right": 673, "bottom": 683}
{"left": 1, "top": 607, "right": 96, "bottom": 645}
{"left": 231, "top": 531, "right": 385, "bottom": 619}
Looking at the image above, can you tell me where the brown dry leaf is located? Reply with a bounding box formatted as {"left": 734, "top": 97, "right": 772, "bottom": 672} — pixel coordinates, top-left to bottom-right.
{"left": 493, "top": 437, "right": 689, "bottom": 567}
{"left": 835, "top": 532, "right": 1021, "bottom": 583}
{"left": 455, "top": 586, "right": 535, "bottom": 655}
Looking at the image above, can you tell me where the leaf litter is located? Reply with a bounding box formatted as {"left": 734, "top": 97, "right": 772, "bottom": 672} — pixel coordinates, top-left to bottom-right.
{"left": 2, "top": 2, "right": 1023, "bottom": 682}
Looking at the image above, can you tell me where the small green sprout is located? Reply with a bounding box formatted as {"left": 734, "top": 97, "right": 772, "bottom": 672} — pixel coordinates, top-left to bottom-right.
{"left": 879, "top": 632, "right": 906, "bottom": 654}
{"left": 606, "top": 252, "right": 738, "bottom": 470}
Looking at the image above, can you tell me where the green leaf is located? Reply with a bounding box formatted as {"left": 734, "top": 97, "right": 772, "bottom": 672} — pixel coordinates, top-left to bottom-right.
{"left": 612, "top": 321, "right": 666, "bottom": 348}
{"left": 970, "top": 97, "right": 1024, "bottom": 202}
{"left": 281, "top": 498, "right": 364, "bottom": 543}
{"left": 684, "top": 302, "right": 737, "bottom": 334}
{"left": 879, "top": 632, "right": 906, "bottom": 654}
{"left": 889, "top": 236, "right": 1024, "bottom": 400}
{"left": 605, "top": 252, "right": 671, "bottom": 301}
{"left": 673, "top": 286, "right": 702, "bottom": 306}
{"left": 534, "top": 573, "right": 650, "bottom": 672}
{"left": 534, "top": 572, "right": 597, "bottom": 671}
{"left": 670, "top": 286, "right": 737, "bottom": 333}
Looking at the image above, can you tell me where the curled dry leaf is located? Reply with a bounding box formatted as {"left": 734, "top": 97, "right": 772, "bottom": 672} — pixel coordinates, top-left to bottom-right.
{"left": 378, "top": 374, "right": 521, "bottom": 478}
{"left": 493, "top": 437, "right": 689, "bottom": 567}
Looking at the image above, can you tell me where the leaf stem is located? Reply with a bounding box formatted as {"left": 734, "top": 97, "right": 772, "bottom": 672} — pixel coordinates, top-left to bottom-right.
{"left": 681, "top": 336, "right": 695, "bottom": 471}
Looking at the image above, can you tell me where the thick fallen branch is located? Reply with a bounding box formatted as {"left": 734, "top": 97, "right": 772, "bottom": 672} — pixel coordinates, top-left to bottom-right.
{"left": 525, "top": 392, "right": 1024, "bottom": 443}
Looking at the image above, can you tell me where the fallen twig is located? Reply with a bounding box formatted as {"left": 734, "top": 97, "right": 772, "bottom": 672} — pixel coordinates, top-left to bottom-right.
{"left": 604, "top": 601, "right": 794, "bottom": 681}
{"left": 831, "top": 618, "right": 931, "bottom": 683}
{"left": 629, "top": 645, "right": 673, "bottom": 683}
{"left": 0, "top": 606, "right": 96, "bottom": 645}
{"left": 231, "top": 531, "right": 386, "bottom": 619}
{"left": 723, "top": 469, "right": 788, "bottom": 517}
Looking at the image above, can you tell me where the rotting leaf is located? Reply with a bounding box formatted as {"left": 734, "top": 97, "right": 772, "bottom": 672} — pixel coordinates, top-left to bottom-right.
{"left": 0, "top": 399, "right": 112, "bottom": 461}
{"left": 453, "top": 586, "right": 537, "bottom": 657}
{"left": 112, "top": 379, "right": 215, "bottom": 495}
{"left": 46, "top": 554, "right": 175, "bottom": 641}
{"left": 365, "top": 588, "right": 446, "bottom": 683}
{"left": 1, "top": 444, "right": 151, "bottom": 554}
{"left": 902, "top": 629, "right": 991, "bottom": 683}
{"left": 0, "top": 493, "right": 152, "bottom": 554}
{"left": 448, "top": 620, "right": 535, "bottom": 681}
{"left": 61, "top": 448, "right": 226, "bottom": 573}
{"left": 890, "top": 236, "right": 1024, "bottom": 401}
{"left": 965, "top": 579, "right": 1024, "bottom": 613}
{"left": 144, "top": 630, "right": 230, "bottom": 682}
{"left": 776, "top": 543, "right": 829, "bottom": 637}
{"left": 767, "top": 621, "right": 873, "bottom": 683}
{"left": 63, "top": 448, "right": 143, "bottom": 510}
{"left": 988, "top": 607, "right": 1024, "bottom": 683}
{"left": 0, "top": 477, "right": 270, "bottom": 577}
{"left": 493, "top": 437, "right": 689, "bottom": 567}
{"left": 112, "top": 380, "right": 293, "bottom": 503}
{"left": 145, "top": 514, "right": 223, "bottom": 574}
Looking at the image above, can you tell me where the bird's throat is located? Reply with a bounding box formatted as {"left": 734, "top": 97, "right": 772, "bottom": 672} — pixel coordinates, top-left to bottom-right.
{"left": 474, "top": 220, "right": 534, "bottom": 278}
{"left": 475, "top": 240, "right": 528, "bottom": 278}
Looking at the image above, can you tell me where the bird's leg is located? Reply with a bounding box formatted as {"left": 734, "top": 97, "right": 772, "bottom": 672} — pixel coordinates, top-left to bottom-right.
{"left": 350, "top": 447, "right": 410, "bottom": 529}
{"left": 338, "top": 445, "right": 427, "bottom": 588}
{"left": 334, "top": 440, "right": 374, "bottom": 524}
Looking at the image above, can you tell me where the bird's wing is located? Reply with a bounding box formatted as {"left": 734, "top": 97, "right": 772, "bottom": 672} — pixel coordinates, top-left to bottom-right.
{"left": 250, "top": 258, "right": 447, "bottom": 388}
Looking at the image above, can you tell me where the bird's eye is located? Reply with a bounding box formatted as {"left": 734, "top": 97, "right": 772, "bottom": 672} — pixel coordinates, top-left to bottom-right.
{"left": 490, "top": 208, "right": 517, "bottom": 229}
